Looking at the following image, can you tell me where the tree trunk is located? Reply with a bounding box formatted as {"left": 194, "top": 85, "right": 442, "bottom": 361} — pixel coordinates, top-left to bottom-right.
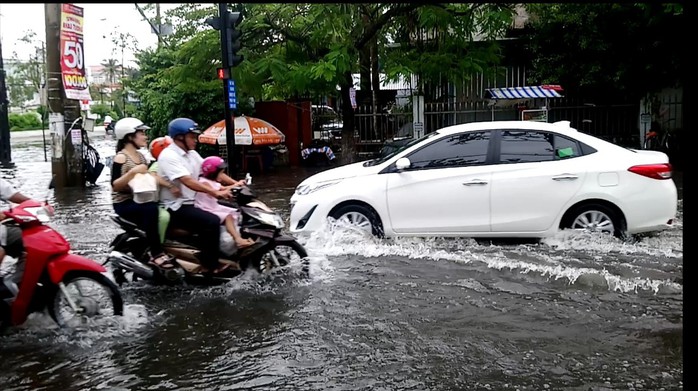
{"left": 339, "top": 71, "right": 356, "bottom": 165}
{"left": 359, "top": 46, "right": 371, "bottom": 100}
{"left": 359, "top": 13, "right": 371, "bottom": 104}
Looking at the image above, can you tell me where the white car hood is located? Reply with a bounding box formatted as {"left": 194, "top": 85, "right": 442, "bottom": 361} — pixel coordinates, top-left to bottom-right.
{"left": 299, "top": 161, "right": 382, "bottom": 185}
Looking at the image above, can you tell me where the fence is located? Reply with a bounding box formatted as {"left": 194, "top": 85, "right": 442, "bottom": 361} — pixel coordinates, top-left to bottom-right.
{"left": 311, "top": 90, "right": 681, "bottom": 153}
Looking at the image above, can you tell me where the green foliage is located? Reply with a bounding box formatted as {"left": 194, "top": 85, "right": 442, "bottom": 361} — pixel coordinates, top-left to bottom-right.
{"left": 90, "top": 104, "right": 119, "bottom": 124}
{"left": 130, "top": 3, "right": 515, "bottom": 161}
{"left": 7, "top": 30, "right": 45, "bottom": 109}
{"left": 521, "top": 3, "right": 684, "bottom": 100}
{"left": 9, "top": 112, "right": 42, "bottom": 131}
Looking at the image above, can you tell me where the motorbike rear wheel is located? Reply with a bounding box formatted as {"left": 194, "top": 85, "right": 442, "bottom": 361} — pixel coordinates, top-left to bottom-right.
{"left": 257, "top": 240, "right": 309, "bottom": 277}
{"left": 48, "top": 272, "right": 124, "bottom": 328}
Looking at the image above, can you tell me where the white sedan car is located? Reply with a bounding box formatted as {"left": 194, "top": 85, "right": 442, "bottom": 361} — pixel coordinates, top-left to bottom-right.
{"left": 289, "top": 120, "right": 677, "bottom": 239}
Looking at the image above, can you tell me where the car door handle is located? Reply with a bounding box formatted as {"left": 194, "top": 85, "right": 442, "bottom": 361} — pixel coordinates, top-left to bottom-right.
{"left": 552, "top": 174, "right": 579, "bottom": 181}
{"left": 463, "top": 179, "right": 488, "bottom": 186}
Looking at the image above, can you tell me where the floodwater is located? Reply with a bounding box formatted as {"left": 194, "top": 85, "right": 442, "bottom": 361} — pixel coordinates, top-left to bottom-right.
{"left": 0, "top": 137, "right": 683, "bottom": 390}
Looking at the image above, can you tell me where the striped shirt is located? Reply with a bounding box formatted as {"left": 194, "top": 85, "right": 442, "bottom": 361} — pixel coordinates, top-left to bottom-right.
{"left": 111, "top": 151, "right": 148, "bottom": 204}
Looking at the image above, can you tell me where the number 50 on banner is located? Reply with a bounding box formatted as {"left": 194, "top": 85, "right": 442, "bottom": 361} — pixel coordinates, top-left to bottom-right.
{"left": 63, "top": 40, "right": 84, "bottom": 70}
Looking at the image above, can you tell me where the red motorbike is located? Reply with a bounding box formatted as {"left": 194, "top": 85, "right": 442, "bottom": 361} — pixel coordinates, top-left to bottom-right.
{"left": 0, "top": 187, "right": 123, "bottom": 329}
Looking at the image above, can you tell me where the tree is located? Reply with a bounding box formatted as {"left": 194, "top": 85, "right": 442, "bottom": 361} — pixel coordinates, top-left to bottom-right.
{"left": 520, "top": 3, "right": 684, "bottom": 103}
{"left": 100, "top": 58, "right": 120, "bottom": 86}
{"left": 242, "top": 3, "right": 515, "bottom": 163}
{"left": 7, "top": 30, "right": 45, "bottom": 109}
{"left": 130, "top": 4, "right": 516, "bottom": 163}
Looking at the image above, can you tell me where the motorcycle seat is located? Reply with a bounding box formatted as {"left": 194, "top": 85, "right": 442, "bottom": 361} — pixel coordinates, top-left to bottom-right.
{"left": 167, "top": 227, "right": 193, "bottom": 238}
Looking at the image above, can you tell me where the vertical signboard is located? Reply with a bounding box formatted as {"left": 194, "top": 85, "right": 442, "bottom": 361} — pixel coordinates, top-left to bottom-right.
{"left": 349, "top": 87, "right": 357, "bottom": 109}
{"left": 60, "top": 4, "right": 91, "bottom": 101}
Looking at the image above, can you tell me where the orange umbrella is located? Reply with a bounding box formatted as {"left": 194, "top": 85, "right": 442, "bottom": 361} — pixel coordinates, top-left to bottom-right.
{"left": 199, "top": 116, "right": 285, "bottom": 146}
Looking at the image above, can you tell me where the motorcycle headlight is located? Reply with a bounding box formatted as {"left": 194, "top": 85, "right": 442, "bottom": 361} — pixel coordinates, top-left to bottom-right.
{"left": 23, "top": 206, "right": 53, "bottom": 223}
{"left": 249, "top": 210, "right": 285, "bottom": 229}
{"left": 295, "top": 180, "right": 341, "bottom": 196}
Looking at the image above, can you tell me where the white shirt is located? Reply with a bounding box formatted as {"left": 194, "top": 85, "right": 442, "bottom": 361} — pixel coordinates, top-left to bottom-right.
{"left": 157, "top": 143, "right": 204, "bottom": 211}
{"left": 0, "top": 179, "right": 19, "bottom": 201}
{"left": 104, "top": 115, "right": 113, "bottom": 124}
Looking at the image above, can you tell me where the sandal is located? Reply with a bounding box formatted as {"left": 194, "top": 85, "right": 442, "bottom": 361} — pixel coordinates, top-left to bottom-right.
{"left": 236, "top": 238, "right": 255, "bottom": 249}
{"left": 148, "top": 254, "right": 176, "bottom": 270}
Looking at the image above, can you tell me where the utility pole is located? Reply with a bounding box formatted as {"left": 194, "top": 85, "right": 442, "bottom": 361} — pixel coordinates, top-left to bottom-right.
{"left": 121, "top": 40, "right": 126, "bottom": 116}
{"left": 156, "top": 3, "right": 162, "bottom": 48}
{"left": 45, "top": 3, "right": 84, "bottom": 188}
{"left": 134, "top": 3, "right": 169, "bottom": 48}
{"left": 0, "top": 36, "right": 15, "bottom": 168}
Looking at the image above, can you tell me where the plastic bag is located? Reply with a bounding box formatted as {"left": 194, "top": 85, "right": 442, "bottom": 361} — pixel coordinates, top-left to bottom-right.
{"left": 219, "top": 226, "right": 237, "bottom": 256}
{"left": 128, "top": 173, "right": 158, "bottom": 203}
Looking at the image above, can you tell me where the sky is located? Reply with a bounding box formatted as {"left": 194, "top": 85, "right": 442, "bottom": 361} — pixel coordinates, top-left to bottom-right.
{"left": 0, "top": 3, "right": 180, "bottom": 68}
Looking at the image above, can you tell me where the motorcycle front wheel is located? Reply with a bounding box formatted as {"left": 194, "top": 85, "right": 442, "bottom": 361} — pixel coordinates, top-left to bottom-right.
{"left": 257, "top": 240, "right": 310, "bottom": 277}
{"left": 48, "top": 272, "right": 124, "bottom": 328}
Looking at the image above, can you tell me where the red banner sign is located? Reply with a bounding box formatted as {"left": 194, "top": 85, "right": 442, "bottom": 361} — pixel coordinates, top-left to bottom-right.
{"left": 60, "top": 4, "right": 91, "bottom": 101}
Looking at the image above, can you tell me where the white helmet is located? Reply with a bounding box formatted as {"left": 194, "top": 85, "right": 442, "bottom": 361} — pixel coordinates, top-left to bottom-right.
{"left": 114, "top": 117, "right": 151, "bottom": 140}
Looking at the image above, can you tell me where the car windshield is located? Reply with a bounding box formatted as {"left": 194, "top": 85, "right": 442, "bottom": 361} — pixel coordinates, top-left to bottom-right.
{"left": 364, "top": 132, "right": 440, "bottom": 167}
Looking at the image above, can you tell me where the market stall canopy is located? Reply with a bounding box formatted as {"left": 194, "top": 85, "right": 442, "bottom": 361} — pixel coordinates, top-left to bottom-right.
{"left": 199, "top": 116, "right": 286, "bottom": 146}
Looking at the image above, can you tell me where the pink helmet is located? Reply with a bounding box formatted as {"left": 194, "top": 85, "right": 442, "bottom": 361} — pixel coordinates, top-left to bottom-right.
{"left": 201, "top": 156, "right": 227, "bottom": 179}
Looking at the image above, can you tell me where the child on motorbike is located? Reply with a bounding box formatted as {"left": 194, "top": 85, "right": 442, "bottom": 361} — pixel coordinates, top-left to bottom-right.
{"left": 148, "top": 136, "right": 176, "bottom": 243}
{"left": 194, "top": 156, "right": 255, "bottom": 249}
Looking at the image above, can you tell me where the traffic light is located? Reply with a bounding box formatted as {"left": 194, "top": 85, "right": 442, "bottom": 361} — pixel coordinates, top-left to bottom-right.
{"left": 227, "top": 11, "right": 244, "bottom": 67}
{"left": 217, "top": 67, "right": 230, "bottom": 79}
{"left": 205, "top": 10, "right": 244, "bottom": 69}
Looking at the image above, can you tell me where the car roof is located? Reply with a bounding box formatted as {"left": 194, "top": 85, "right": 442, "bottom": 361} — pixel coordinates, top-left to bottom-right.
{"left": 437, "top": 120, "right": 579, "bottom": 136}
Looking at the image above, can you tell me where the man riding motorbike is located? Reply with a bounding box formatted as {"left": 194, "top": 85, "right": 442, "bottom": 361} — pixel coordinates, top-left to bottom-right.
{"left": 0, "top": 178, "right": 31, "bottom": 300}
{"left": 156, "top": 118, "right": 232, "bottom": 274}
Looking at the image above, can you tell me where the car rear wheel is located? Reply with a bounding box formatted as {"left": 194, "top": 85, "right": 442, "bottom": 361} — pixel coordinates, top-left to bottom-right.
{"left": 330, "top": 204, "right": 383, "bottom": 237}
{"left": 562, "top": 203, "right": 625, "bottom": 238}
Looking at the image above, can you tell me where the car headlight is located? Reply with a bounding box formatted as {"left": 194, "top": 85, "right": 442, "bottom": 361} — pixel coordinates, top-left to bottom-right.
{"left": 295, "top": 180, "right": 341, "bottom": 195}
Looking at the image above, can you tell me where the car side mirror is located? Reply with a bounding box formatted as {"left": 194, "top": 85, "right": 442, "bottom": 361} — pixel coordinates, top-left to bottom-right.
{"left": 395, "top": 157, "right": 411, "bottom": 171}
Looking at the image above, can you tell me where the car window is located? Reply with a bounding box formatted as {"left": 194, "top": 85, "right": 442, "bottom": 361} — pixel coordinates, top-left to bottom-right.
{"left": 553, "top": 134, "right": 581, "bottom": 159}
{"left": 498, "top": 130, "right": 585, "bottom": 164}
{"left": 499, "top": 130, "right": 555, "bottom": 164}
{"left": 406, "top": 131, "right": 490, "bottom": 169}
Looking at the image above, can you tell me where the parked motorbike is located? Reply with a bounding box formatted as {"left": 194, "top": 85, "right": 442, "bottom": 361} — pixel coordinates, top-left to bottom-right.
{"left": 0, "top": 180, "right": 124, "bottom": 329}
{"left": 107, "top": 181, "right": 309, "bottom": 286}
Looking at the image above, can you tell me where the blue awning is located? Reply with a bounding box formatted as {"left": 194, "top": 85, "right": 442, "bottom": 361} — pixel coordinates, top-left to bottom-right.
{"left": 485, "top": 86, "right": 564, "bottom": 100}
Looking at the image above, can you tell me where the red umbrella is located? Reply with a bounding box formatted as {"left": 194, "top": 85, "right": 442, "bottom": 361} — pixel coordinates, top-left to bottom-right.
{"left": 199, "top": 116, "right": 285, "bottom": 146}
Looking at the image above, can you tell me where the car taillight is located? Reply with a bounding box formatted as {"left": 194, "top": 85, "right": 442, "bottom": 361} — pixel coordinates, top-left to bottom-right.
{"left": 628, "top": 163, "right": 673, "bottom": 180}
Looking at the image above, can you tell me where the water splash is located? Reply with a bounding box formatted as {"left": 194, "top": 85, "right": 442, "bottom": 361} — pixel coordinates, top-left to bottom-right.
{"left": 298, "top": 220, "right": 682, "bottom": 294}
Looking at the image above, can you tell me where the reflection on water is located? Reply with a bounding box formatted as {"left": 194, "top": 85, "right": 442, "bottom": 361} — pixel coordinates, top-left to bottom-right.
{"left": 0, "top": 139, "right": 683, "bottom": 390}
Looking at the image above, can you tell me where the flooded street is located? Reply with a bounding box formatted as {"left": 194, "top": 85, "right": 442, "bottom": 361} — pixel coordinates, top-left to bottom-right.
{"left": 0, "top": 137, "right": 683, "bottom": 390}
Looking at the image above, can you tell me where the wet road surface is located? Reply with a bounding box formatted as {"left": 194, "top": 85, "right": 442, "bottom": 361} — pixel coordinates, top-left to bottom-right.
{"left": 0, "top": 138, "right": 683, "bottom": 390}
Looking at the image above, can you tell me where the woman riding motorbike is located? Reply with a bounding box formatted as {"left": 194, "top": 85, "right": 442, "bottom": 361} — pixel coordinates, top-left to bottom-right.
{"left": 110, "top": 117, "right": 177, "bottom": 271}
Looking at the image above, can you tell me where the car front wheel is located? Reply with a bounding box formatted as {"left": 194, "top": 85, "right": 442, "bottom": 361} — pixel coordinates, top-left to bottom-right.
{"left": 330, "top": 204, "right": 383, "bottom": 237}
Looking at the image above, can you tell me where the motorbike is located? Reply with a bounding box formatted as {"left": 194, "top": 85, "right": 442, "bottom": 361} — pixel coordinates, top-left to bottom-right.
{"left": 0, "top": 180, "right": 124, "bottom": 329}
{"left": 105, "top": 121, "right": 115, "bottom": 135}
{"left": 107, "top": 181, "right": 309, "bottom": 286}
